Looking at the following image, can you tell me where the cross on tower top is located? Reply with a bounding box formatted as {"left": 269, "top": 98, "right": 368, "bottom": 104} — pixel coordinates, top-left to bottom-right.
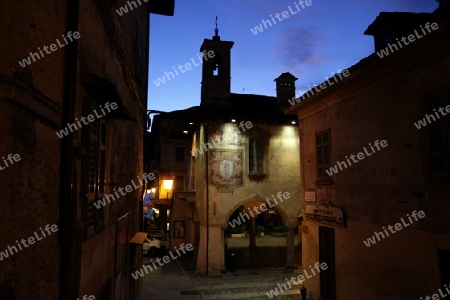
{"left": 215, "top": 16, "right": 219, "bottom": 36}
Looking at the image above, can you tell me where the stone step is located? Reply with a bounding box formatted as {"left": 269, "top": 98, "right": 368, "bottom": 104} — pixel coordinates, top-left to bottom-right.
{"left": 183, "top": 275, "right": 304, "bottom": 299}
{"left": 181, "top": 285, "right": 301, "bottom": 299}
{"left": 187, "top": 269, "right": 302, "bottom": 287}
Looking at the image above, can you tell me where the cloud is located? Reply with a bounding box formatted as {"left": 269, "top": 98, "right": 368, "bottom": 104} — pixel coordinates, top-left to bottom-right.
{"left": 276, "top": 27, "right": 328, "bottom": 74}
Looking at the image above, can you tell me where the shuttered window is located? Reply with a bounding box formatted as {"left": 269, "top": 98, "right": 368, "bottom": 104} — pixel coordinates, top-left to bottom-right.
{"left": 175, "top": 176, "right": 184, "bottom": 191}
{"left": 426, "top": 96, "right": 450, "bottom": 177}
{"left": 83, "top": 102, "right": 107, "bottom": 238}
{"left": 316, "top": 129, "right": 333, "bottom": 184}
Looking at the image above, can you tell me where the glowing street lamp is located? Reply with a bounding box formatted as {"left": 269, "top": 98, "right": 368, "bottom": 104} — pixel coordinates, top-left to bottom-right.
{"left": 163, "top": 180, "right": 173, "bottom": 190}
{"left": 162, "top": 179, "right": 174, "bottom": 200}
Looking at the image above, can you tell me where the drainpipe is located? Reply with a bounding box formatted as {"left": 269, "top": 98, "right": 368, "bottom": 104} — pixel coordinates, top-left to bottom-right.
{"left": 205, "top": 125, "right": 210, "bottom": 275}
{"left": 59, "top": 0, "right": 81, "bottom": 299}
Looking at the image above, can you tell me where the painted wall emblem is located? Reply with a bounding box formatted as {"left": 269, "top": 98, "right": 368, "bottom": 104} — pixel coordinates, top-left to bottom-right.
{"left": 210, "top": 150, "right": 243, "bottom": 188}
{"left": 219, "top": 160, "right": 234, "bottom": 180}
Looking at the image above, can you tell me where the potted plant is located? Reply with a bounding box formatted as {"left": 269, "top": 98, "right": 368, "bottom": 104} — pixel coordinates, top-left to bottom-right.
{"left": 257, "top": 225, "right": 265, "bottom": 237}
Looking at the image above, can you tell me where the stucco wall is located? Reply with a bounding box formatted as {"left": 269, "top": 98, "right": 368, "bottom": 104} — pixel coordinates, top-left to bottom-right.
{"left": 0, "top": 102, "right": 61, "bottom": 299}
{"left": 0, "top": 0, "right": 66, "bottom": 297}
{"left": 193, "top": 122, "right": 301, "bottom": 274}
{"left": 297, "top": 27, "right": 450, "bottom": 299}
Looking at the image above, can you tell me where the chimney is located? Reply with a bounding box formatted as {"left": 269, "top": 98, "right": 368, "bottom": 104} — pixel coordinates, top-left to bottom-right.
{"left": 274, "top": 72, "right": 297, "bottom": 109}
{"left": 437, "top": 0, "right": 449, "bottom": 8}
{"left": 364, "top": 12, "right": 435, "bottom": 52}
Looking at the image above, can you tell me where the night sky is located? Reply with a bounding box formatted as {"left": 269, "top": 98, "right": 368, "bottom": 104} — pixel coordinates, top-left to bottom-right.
{"left": 147, "top": 0, "right": 438, "bottom": 113}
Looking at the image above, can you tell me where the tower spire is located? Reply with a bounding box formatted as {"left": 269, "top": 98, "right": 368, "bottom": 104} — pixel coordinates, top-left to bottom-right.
{"left": 214, "top": 16, "right": 219, "bottom": 37}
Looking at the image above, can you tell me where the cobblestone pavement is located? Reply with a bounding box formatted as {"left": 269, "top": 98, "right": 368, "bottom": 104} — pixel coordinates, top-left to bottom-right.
{"left": 142, "top": 255, "right": 305, "bottom": 299}
{"left": 142, "top": 255, "right": 200, "bottom": 300}
{"left": 227, "top": 235, "right": 302, "bottom": 269}
{"left": 142, "top": 240, "right": 303, "bottom": 299}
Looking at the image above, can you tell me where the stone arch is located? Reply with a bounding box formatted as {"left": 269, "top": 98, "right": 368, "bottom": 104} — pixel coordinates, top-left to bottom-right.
{"left": 221, "top": 193, "right": 290, "bottom": 228}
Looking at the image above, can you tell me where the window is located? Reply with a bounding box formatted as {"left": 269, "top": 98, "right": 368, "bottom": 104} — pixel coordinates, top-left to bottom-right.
{"left": 212, "top": 54, "right": 222, "bottom": 77}
{"left": 213, "top": 64, "right": 219, "bottom": 76}
{"left": 82, "top": 101, "right": 107, "bottom": 238}
{"left": 175, "top": 146, "right": 184, "bottom": 162}
{"left": 248, "top": 138, "right": 265, "bottom": 174}
{"left": 426, "top": 96, "right": 450, "bottom": 177}
{"left": 175, "top": 176, "right": 184, "bottom": 191}
{"left": 316, "top": 129, "right": 333, "bottom": 185}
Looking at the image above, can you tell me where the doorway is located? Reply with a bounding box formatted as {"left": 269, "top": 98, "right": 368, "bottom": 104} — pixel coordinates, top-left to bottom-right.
{"left": 319, "top": 226, "right": 336, "bottom": 300}
{"left": 438, "top": 248, "right": 450, "bottom": 289}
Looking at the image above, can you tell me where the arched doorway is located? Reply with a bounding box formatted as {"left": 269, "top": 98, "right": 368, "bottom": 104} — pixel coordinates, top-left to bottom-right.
{"left": 224, "top": 201, "right": 300, "bottom": 269}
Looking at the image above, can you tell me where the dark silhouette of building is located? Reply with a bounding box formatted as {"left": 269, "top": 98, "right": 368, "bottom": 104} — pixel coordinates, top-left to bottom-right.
{"left": 0, "top": 0, "right": 174, "bottom": 299}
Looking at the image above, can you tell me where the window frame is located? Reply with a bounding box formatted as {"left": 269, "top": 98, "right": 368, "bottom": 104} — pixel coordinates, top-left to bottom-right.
{"left": 248, "top": 138, "right": 265, "bottom": 175}
{"left": 82, "top": 100, "right": 108, "bottom": 239}
{"left": 175, "top": 146, "right": 185, "bottom": 162}
{"left": 424, "top": 95, "right": 450, "bottom": 180}
{"left": 175, "top": 175, "right": 184, "bottom": 191}
{"left": 315, "top": 128, "right": 333, "bottom": 185}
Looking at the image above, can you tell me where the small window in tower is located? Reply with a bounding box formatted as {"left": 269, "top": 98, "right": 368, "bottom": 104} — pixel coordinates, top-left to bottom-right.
{"left": 212, "top": 55, "right": 222, "bottom": 77}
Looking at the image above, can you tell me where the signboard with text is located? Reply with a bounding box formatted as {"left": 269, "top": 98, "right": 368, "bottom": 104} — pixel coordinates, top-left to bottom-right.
{"left": 302, "top": 200, "right": 346, "bottom": 227}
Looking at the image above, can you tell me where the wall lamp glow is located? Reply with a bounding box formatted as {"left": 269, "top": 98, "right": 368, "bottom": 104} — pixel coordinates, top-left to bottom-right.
{"left": 163, "top": 179, "right": 173, "bottom": 190}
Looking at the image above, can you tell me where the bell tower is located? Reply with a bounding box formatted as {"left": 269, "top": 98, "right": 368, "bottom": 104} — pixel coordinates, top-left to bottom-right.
{"left": 200, "top": 17, "right": 234, "bottom": 107}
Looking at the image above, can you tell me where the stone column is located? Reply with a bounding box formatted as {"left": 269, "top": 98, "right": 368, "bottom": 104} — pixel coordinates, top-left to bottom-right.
{"left": 286, "top": 227, "right": 296, "bottom": 268}
{"left": 196, "top": 225, "right": 223, "bottom": 275}
{"left": 221, "top": 229, "right": 226, "bottom": 272}
{"left": 249, "top": 216, "right": 256, "bottom": 249}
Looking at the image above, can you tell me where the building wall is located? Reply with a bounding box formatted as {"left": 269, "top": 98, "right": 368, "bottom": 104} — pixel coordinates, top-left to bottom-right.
{"left": 77, "top": 0, "right": 149, "bottom": 298}
{"left": 148, "top": 116, "right": 192, "bottom": 251}
{"left": 193, "top": 122, "right": 301, "bottom": 274}
{"left": 0, "top": 0, "right": 150, "bottom": 298}
{"left": 297, "top": 22, "right": 450, "bottom": 299}
{"left": 0, "top": 1, "right": 66, "bottom": 298}
{"left": 171, "top": 198, "right": 196, "bottom": 254}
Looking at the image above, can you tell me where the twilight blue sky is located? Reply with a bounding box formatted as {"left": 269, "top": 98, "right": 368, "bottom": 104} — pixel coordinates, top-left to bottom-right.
{"left": 147, "top": 0, "right": 438, "bottom": 112}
